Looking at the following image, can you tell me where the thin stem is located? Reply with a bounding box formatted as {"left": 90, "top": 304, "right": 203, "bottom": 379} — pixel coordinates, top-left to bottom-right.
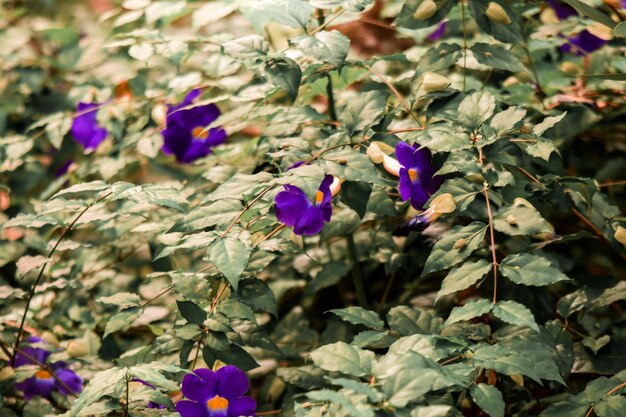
{"left": 461, "top": 0, "right": 468, "bottom": 92}
{"left": 379, "top": 272, "right": 396, "bottom": 311}
{"left": 386, "top": 127, "right": 425, "bottom": 134}
{"left": 123, "top": 375, "right": 129, "bottom": 417}
{"left": 191, "top": 338, "right": 204, "bottom": 370}
{"left": 584, "top": 381, "right": 626, "bottom": 417}
{"left": 362, "top": 65, "right": 422, "bottom": 127}
{"left": 326, "top": 74, "right": 338, "bottom": 122}
{"left": 141, "top": 286, "right": 173, "bottom": 308}
{"left": 599, "top": 180, "right": 626, "bottom": 188}
{"left": 221, "top": 185, "right": 278, "bottom": 238}
{"left": 483, "top": 187, "right": 499, "bottom": 304}
{"left": 11, "top": 191, "right": 112, "bottom": 365}
{"left": 346, "top": 234, "right": 367, "bottom": 307}
{"left": 523, "top": 44, "right": 546, "bottom": 108}
{"left": 310, "top": 8, "right": 345, "bottom": 35}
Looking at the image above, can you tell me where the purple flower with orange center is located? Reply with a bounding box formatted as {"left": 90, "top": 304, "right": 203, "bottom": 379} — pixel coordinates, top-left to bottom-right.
{"left": 71, "top": 102, "right": 108, "bottom": 151}
{"left": 161, "top": 89, "right": 227, "bottom": 163}
{"left": 274, "top": 175, "right": 341, "bottom": 236}
{"left": 13, "top": 337, "right": 83, "bottom": 401}
{"left": 390, "top": 141, "right": 442, "bottom": 210}
{"left": 176, "top": 366, "right": 255, "bottom": 417}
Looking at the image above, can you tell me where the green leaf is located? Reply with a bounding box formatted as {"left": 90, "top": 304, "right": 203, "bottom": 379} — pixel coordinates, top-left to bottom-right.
{"left": 412, "top": 405, "right": 454, "bottom": 417}
{"left": 387, "top": 306, "right": 443, "bottom": 336}
{"left": 614, "top": 22, "right": 626, "bottom": 37}
{"left": 493, "top": 205, "right": 554, "bottom": 236}
{"left": 329, "top": 306, "right": 384, "bottom": 330}
{"left": 306, "top": 261, "right": 352, "bottom": 294}
{"left": 310, "top": 341, "right": 375, "bottom": 377}
{"left": 444, "top": 299, "right": 493, "bottom": 327}
{"left": 409, "top": 124, "right": 472, "bottom": 152}
{"left": 290, "top": 31, "right": 350, "bottom": 66}
{"left": 69, "top": 367, "right": 127, "bottom": 417}
{"left": 533, "top": 112, "right": 567, "bottom": 136}
{"left": 595, "top": 395, "right": 626, "bottom": 417}
{"left": 470, "top": 383, "right": 505, "bottom": 417}
{"left": 242, "top": 0, "right": 313, "bottom": 29}
{"left": 203, "top": 344, "right": 259, "bottom": 371}
{"left": 207, "top": 237, "right": 251, "bottom": 291}
{"left": 384, "top": 366, "right": 438, "bottom": 408}
{"left": 339, "top": 181, "right": 372, "bottom": 218}
{"left": 309, "top": 0, "right": 374, "bottom": 12}
{"left": 264, "top": 57, "right": 303, "bottom": 102}
{"left": 417, "top": 43, "right": 463, "bottom": 72}
{"left": 340, "top": 90, "right": 388, "bottom": 135}
{"left": 177, "top": 300, "right": 207, "bottom": 325}
{"left": 471, "top": 43, "right": 525, "bottom": 72}
{"left": 51, "top": 180, "right": 109, "bottom": 199}
{"left": 423, "top": 222, "right": 488, "bottom": 274}
{"left": 395, "top": 0, "right": 456, "bottom": 30}
{"left": 468, "top": 0, "right": 524, "bottom": 44}
{"left": 436, "top": 260, "right": 491, "bottom": 301}
{"left": 222, "top": 35, "right": 269, "bottom": 60}
{"left": 458, "top": 91, "right": 496, "bottom": 130}
{"left": 145, "top": 1, "right": 187, "bottom": 24}
{"left": 104, "top": 308, "right": 142, "bottom": 338}
{"left": 562, "top": 0, "right": 617, "bottom": 29}
{"left": 500, "top": 253, "right": 571, "bottom": 286}
{"left": 540, "top": 397, "right": 589, "bottom": 417}
{"left": 98, "top": 293, "right": 141, "bottom": 308}
{"left": 557, "top": 289, "right": 588, "bottom": 318}
{"left": 238, "top": 278, "right": 277, "bottom": 317}
{"left": 173, "top": 199, "right": 243, "bottom": 233}
{"left": 319, "top": 146, "right": 387, "bottom": 185}
{"left": 492, "top": 300, "right": 539, "bottom": 332}
{"left": 490, "top": 106, "right": 526, "bottom": 133}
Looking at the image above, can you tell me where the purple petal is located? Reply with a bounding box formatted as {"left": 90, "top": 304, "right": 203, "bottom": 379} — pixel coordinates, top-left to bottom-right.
{"left": 182, "top": 369, "right": 216, "bottom": 402}
{"left": 215, "top": 365, "right": 250, "bottom": 400}
{"left": 227, "top": 396, "right": 256, "bottom": 417}
{"left": 275, "top": 185, "right": 311, "bottom": 228}
{"left": 286, "top": 161, "right": 306, "bottom": 171}
{"left": 71, "top": 102, "right": 108, "bottom": 151}
{"left": 395, "top": 141, "right": 417, "bottom": 168}
{"left": 547, "top": 0, "right": 577, "bottom": 20}
{"left": 55, "top": 367, "right": 83, "bottom": 395}
{"left": 14, "top": 346, "right": 50, "bottom": 368}
{"left": 15, "top": 375, "right": 56, "bottom": 400}
{"left": 562, "top": 30, "right": 607, "bottom": 55}
{"left": 426, "top": 22, "right": 447, "bottom": 42}
{"left": 398, "top": 169, "right": 413, "bottom": 201}
{"left": 176, "top": 400, "right": 210, "bottom": 417}
{"left": 410, "top": 183, "right": 431, "bottom": 209}
{"left": 294, "top": 206, "right": 325, "bottom": 236}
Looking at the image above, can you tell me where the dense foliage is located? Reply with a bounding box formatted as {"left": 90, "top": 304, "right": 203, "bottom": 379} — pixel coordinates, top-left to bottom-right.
{"left": 1, "top": 0, "right": 626, "bottom": 416}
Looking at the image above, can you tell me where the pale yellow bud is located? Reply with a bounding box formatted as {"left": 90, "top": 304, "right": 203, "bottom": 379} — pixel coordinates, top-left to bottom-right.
{"left": 560, "top": 62, "right": 581, "bottom": 75}
{"left": 413, "top": 0, "right": 438, "bottom": 20}
{"left": 41, "top": 331, "right": 59, "bottom": 346}
{"left": 486, "top": 2, "right": 511, "bottom": 25}
{"left": 0, "top": 366, "right": 15, "bottom": 381}
{"left": 453, "top": 238, "right": 466, "bottom": 249}
{"left": 506, "top": 214, "right": 517, "bottom": 225}
{"left": 367, "top": 142, "right": 385, "bottom": 164}
{"left": 66, "top": 341, "right": 89, "bottom": 358}
{"left": 430, "top": 193, "right": 456, "bottom": 214}
{"left": 151, "top": 103, "right": 167, "bottom": 126}
{"left": 615, "top": 226, "right": 626, "bottom": 247}
{"left": 422, "top": 72, "right": 451, "bottom": 93}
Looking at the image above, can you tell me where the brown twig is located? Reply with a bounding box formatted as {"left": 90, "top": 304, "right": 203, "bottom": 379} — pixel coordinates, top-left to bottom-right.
{"left": 483, "top": 187, "right": 499, "bottom": 304}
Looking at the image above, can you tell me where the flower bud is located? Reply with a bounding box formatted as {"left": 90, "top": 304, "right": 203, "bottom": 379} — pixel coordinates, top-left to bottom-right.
{"left": 0, "top": 190, "right": 10, "bottom": 211}
{"left": 41, "top": 331, "right": 59, "bottom": 346}
{"left": 615, "top": 226, "right": 626, "bottom": 247}
{"left": 0, "top": 366, "right": 14, "bottom": 381}
{"left": 430, "top": 193, "right": 455, "bottom": 214}
{"left": 422, "top": 72, "right": 451, "bottom": 92}
{"left": 151, "top": 103, "right": 167, "bottom": 126}
{"left": 67, "top": 340, "right": 89, "bottom": 358}
{"left": 486, "top": 2, "right": 511, "bottom": 25}
{"left": 367, "top": 142, "right": 385, "bottom": 164}
{"left": 560, "top": 62, "right": 581, "bottom": 75}
{"left": 413, "top": 0, "right": 438, "bottom": 20}
{"left": 506, "top": 214, "right": 517, "bottom": 225}
{"left": 453, "top": 238, "right": 466, "bottom": 249}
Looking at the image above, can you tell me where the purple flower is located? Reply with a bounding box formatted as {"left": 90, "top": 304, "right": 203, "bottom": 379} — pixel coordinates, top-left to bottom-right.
{"left": 426, "top": 22, "right": 447, "bottom": 42}
{"left": 161, "top": 89, "right": 227, "bottom": 164}
{"left": 396, "top": 141, "right": 442, "bottom": 209}
{"left": 71, "top": 102, "right": 108, "bottom": 151}
{"left": 547, "top": 0, "right": 577, "bottom": 20}
{"left": 176, "top": 366, "right": 255, "bottom": 417}
{"left": 275, "top": 175, "right": 335, "bottom": 236}
{"left": 55, "top": 160, "right": 75, "bottom": 177}
{"left": 560, "top": 30, "right": 607, "bottom": 55}
{"left": 13, "top": 337, "right": 83, "bottom": 401}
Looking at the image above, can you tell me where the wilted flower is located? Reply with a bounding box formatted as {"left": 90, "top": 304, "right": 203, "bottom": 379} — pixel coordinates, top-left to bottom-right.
{"left": 161, "top": 89, "right": 227, "bottom": 164}
{"left": 426, "top": 21, "right": 447, "bottom": 42}
{"left": 71, "top": 102, "right": 108, "bottom": 151}
{"left": 274, "top": 175, "right": 341, "bottom": 236}
{"left": 395, "top": 141, "right": 442, "bottom": 209}
{"left": 176, "top": 365, "right": 255, "bottom": 417}
{"left": 13, "top": 337, "right": 83, "bottom": 401}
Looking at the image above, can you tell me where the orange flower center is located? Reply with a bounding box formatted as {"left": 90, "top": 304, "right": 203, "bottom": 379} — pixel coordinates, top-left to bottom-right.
{"left": 206, "top": 395, "right": 229, "bottom": 412}
{"left": 192, "top": 126, "right": 209, "bottom": 139}
{"left": 35, "top": 370, "right": 53, "bottom": 379}
{"left": 315, "top": 190, "right": 324, "bottom": 205}
{"left": 408, "top": 168, "right": 419, "bottom": 182}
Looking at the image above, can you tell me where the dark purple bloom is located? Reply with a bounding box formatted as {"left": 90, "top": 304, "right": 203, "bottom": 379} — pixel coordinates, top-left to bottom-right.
{"left": 396, "top": 141, "right": 441, "bottom": 209}
{"left": 161, "top": 89, "right": 227, "bottom": 164}
{"left": 55, "top": 160, "right": 75, "bottom": 177}
{"left": 547, "top": 0, "right": 577, "bottom": 20}
{"left": 176, "top": 366, "right": 255, "bottom": 417}
{"left": 560, "top": 30, "right": 607, "bottom": 55}
{"left": 13, "top": 337, "right": 83, "bottom": 401}
{"left": 426, "top": 22, "right": 447, "bottom": 42}
{"left": 275, "top": 175, "right": 334, "bottom": 236}
{"left": 71, "top": 102, "right": 108, "bottom": 151}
